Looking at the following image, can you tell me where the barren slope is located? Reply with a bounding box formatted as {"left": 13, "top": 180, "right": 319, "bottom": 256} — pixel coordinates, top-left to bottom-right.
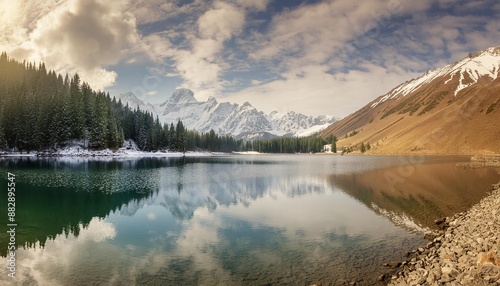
{"left": 323, "top": 47, "right": 500, "bottom": 155}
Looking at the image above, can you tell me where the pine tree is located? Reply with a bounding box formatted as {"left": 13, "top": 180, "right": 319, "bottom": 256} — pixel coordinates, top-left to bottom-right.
{"left": 90, "top": 93, "right": 108, "bottom": 149}
{"left": 208, "top": 129, "right": 216, "bottom": 151}
{"left": 175, "top": 120, "right": 186, "bottom": 152}
{"left": 0, "top": 53, "right": 247, "bottom": 154}
{"left": 106, "top": 109, "right": 120, "bottom": 149}
{"left": 169, "top": 123, "right": 175, "bottom": 150}
{"left": 360, "top": 142, "right": 366, "bottom": 153}
{"left": 70, "top": 74, "right": 85, "bottom": 140}
{"left": 0, "top": 106, "right": 6, "bottom": 149}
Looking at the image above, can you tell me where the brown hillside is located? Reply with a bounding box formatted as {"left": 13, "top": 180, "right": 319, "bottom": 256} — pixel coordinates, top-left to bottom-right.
{"left": 322, "top": 49, "right": 500, "bottom": 155}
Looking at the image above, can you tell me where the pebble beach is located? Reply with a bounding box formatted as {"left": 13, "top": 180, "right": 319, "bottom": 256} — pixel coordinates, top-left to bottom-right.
{"left": 386, "top": 182, "right": 500, "bottom": 285}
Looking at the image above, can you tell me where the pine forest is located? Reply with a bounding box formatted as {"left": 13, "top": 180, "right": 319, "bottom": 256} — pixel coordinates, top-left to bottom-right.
{"left": 0, "top": 53, "right": 329, "bottom": 154}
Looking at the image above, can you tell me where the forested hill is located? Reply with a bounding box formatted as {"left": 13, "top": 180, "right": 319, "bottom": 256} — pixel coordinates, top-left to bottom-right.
{"left": 0, "top": 53, "right": 332, "bottom": 154}
{"left": 0, "top": 53, "right": 242, "bottom": 153}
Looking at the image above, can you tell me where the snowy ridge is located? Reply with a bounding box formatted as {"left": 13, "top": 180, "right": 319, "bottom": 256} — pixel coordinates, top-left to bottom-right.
{"left": 371, "top": 46, "right": 500, "bottom": 107}
{"left": 371, "top": 202, "right": 432, "bottom": 234}
{"left": 118, "top": 89, "right": 337, "bottom": 139}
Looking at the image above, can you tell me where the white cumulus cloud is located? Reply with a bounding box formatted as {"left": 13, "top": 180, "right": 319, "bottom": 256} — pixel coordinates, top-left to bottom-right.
{"left": 0, "top": 0, "right": 141, "bottom": 90}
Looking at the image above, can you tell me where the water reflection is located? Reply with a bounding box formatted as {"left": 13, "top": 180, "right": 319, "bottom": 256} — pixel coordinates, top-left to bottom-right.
{"left": 330, "top": 161, "right": 500, "bottom": 229}
{"left": 0, "top": 180, "right": 153, "bottom": 258}
{"left": 2, "top": 156, "right": 495, "bottom": 285}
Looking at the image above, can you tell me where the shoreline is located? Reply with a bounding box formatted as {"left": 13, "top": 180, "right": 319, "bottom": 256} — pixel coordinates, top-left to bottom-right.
{"left": 0, "top": 150, "right": 221, "bottom": 158}
{"left": 0, "top": 148, "right": 228, "bottom": 158}
{"left": 381, "top": 182, "right": 500, "bottom": 285}
{"left": 456, "top": 155, "right": 500, "bottom": 169}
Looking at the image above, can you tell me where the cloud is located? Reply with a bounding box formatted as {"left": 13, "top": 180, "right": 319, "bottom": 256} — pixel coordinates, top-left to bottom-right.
{"left": 236, "top": 0, "right": 269, "bottom": 11}
{"left": 147, "top": 212, "right": 157, "bottom": 220}
{"left": 227, "top": 63, "right": 421, "bottom": 116}
{"left": 0, "top": 218, "right": 116, "bottom": 286}
{"left": 133, "top": 0, "right": 272, "bottom": 100}
{"left": 0, "top": 0, "right": 141, "bottom": 90}
{"left": 127, "top": 0, "right": 177, "bottom": 25}
{"left": 222, "top": 0, "right": 437, "bottom": 115}
{"left": 2, "top": 0, "right": 498, "bottom": 115}
{"left": 170, "top": 1, "right": 247, "bottom": 99}
{"left": 128, "top": 0, "right": 208, "bottom": 25}
{"left": 220, "top": 0, "right": 500, "bottom": 116}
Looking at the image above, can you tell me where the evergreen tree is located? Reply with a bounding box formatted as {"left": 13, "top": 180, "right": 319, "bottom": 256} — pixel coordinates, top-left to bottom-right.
{"left": 0, "top": 53, "right": 249, "bottom": 154}
{"left": 90, "top": 93, "right": 108, "bottom": 149}
{"left": 106, "top": 107, "right": 121, "bottom": 149}
{"left": 175, "top": 120, "right": 186, "bottom": 152}
{"left": 70, "top": 73, "right": 85, "bottom": 140}
{"left": 208, "top": 129, "right": 216, "bottom": 151}
{"left": 0, "top": 106, "right": 6, "bottom": 149}
{"left": 169, "top": 123, "right": 175, "bottom": 150}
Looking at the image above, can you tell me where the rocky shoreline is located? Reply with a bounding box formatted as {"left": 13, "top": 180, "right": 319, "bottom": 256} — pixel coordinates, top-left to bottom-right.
{"left": 380, "top": 182, "right": 500, "bottom": 285}
{"left": 456, "top": 155, "right": 500, "bottom": 169}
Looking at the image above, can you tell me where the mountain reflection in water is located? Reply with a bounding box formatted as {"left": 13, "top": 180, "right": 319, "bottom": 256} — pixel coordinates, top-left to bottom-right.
{"left": 330, "top": 161, "right": 500, "bottom": 229}
{"left": 0, "top": 155, "right": 498, "bottom": 285}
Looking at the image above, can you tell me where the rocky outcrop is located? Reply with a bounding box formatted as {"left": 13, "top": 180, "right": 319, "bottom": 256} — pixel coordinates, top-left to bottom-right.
{"left": 387, "top": 182, "right": 500, "bottom": 285}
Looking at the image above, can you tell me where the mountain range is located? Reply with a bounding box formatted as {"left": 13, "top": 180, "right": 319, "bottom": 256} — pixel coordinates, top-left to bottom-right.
{"left": 322, "top": 46, "right": 500, "bottom": 154}
{"left": 119, "top": 89, "right": 337, "bottom": 139}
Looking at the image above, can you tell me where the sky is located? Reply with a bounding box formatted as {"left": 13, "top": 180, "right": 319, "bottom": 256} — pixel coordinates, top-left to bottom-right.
{"left": 0, "top": 0, "right": 499, "bottom": 117}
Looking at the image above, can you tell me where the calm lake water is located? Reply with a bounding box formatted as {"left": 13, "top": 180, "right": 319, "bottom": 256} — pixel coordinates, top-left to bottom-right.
{"left": 1, "top": 155, "right": 499, "bottom": 285}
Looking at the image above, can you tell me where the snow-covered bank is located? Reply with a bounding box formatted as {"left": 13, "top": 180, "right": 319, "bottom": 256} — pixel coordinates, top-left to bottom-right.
{"left": 0, "top": 141, "right": 225, "bottom": 158}
{"left": 232, "top": 151, "right": 262, "bottom": 155}
{"left": 0, "top": 149, "right": 218, "bottom": 158}
{"left": 0, "top": 152, "right": 37, "bottom": 157}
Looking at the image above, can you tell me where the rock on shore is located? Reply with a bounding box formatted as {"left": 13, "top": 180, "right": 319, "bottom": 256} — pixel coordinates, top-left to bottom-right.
{"left": 388, "top": 182, "right": 500, "bottom": 286}
{"left": 456, "top": 155, "right": 500, "bottom": 169}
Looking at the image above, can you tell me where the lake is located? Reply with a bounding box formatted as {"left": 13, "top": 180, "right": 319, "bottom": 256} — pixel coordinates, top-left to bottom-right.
{"left": 1, "top": 155, "right": 499, "bottom": 285}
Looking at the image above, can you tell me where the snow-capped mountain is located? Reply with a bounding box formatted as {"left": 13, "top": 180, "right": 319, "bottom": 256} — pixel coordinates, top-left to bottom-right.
{"left": 322, "top": 45, "right": 500, "bottom": 154}
{"left": 118, "top": 88, "right": 337, "bottom": 139}
{"left": 120, "top": 92, "right": 157, "bottom": 115}
{"left": 371, "top": 46, "right": 500, "bottom": 107}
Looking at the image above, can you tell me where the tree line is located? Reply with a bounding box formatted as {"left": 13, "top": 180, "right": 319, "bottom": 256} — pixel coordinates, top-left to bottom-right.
{"left": 0, "top": 53, "right": 332, "bottom": 154}
{"left": 0, "top": 53, "right": 243, "bottom": 153}
{"left": 240, "top": 135, "right": 337, "bottom": 154}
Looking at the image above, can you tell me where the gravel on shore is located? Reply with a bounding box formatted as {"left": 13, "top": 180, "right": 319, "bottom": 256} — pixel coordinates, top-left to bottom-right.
{"left": 385, "top": 182, "right": 500, "bottom": 286}
{"left": 456, "top": 155, "right": 500, "bottom": 169}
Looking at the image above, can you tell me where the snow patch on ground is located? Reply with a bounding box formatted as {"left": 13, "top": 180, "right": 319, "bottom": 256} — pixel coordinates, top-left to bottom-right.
{"left": 232, "top": 151, "right": 262, "bottom": 155}
{"left": 0, "top": 140, "right": 220, "bottom": 158}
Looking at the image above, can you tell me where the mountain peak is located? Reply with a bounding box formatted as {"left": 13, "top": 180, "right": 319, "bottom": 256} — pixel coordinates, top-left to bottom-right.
{"left": 470, "top": 46, "right": 500, "bottom": 58}
{"left": 241, "top": 101, "right": 253, "bottom": 108}
{"left": 169, "top": 88, "right": 198, "bottom": 104}
{"left": 371, "top": 45, "right": 500, "bottom": 107}
{"left": 118, "top": 92, "right": 145, "bottom": 109}
{"left": 323, "top": 45, "right": 500, "bottom": 155}
{"left": 207, "top": 96, "right": 218, "bottom": 104}
{"left": 119, "top": 88, "right": 337, "bottom": 139}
